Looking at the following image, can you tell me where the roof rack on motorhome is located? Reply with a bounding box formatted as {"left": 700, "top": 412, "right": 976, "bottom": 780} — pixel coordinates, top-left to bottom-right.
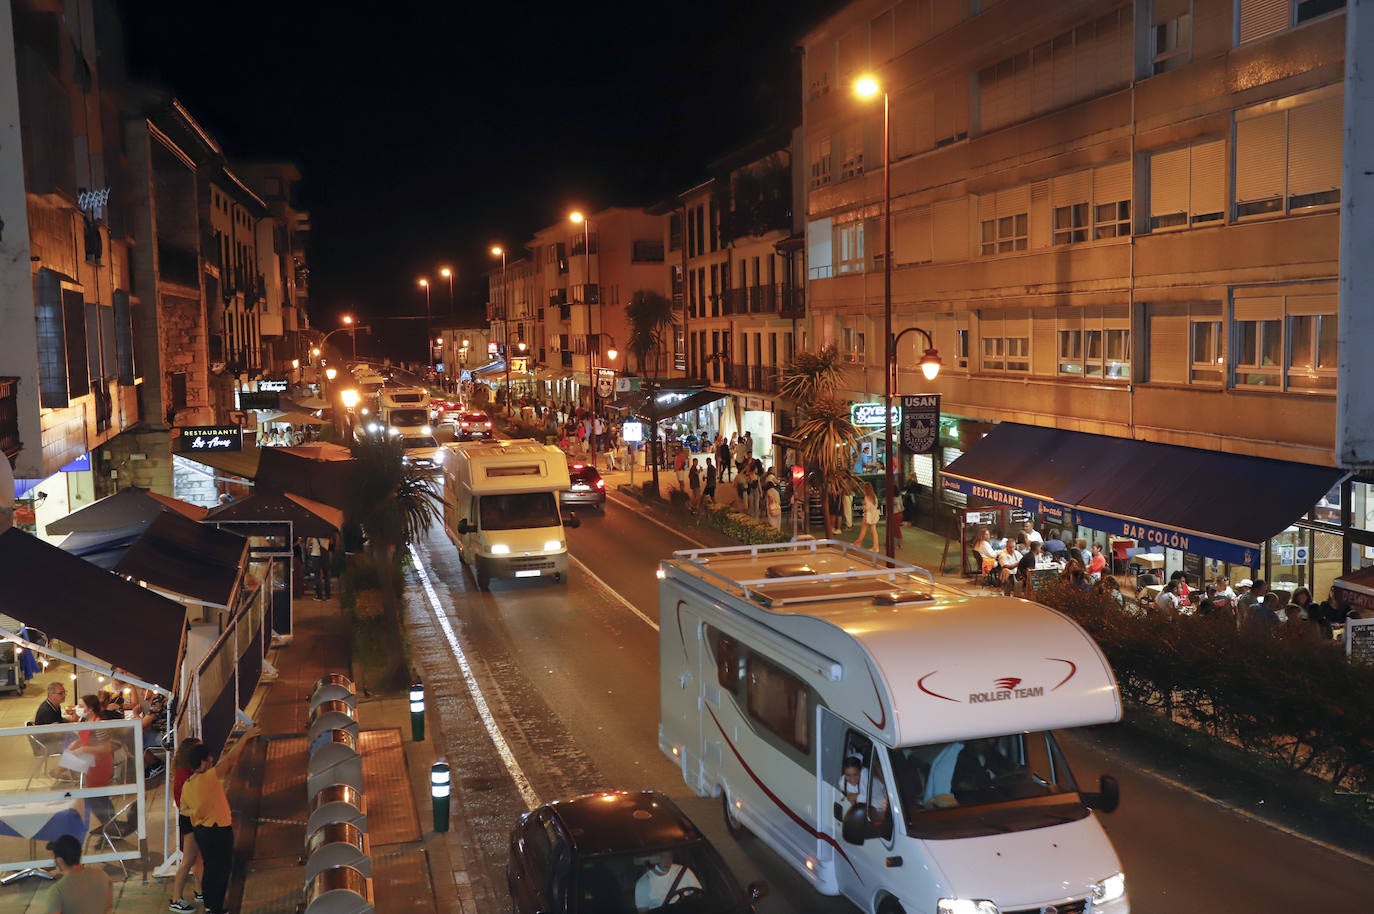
{"left": 664, "top": 539, "right": 936, "bottom": 609}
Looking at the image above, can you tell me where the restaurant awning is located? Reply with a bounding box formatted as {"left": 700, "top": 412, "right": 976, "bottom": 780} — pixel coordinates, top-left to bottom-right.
{"left": 255, "top": 445, "right": 359, "bottom": 514}
{"left": 942, "top": 423, "right": 1346, "bottom": 565}
{"left": 628, "top": 389, "right": 728, "bottom": 423}
{"left": 115, "top": 512, "right": 249, "bottom": 610}
{"left": 177, "top": 447, "right": 262, "bottom": 481}
{"left": 205, "top": 490, "right": 343, "bottom": 539}
{"left": 45, "top": 486, "right": 207, "bottom": 536}
{"left": 58, "top": 524, "right": 148, "bottom": 570}
{"left": 0, "top": 528, "right": 187, "bottom": 688}
{"left": 1333, "top": 565, "right": 1374, "bottom": 612}
{"left": 262, "top": 410, "right": 326, "bottom": 427}
{"left": 470, "top": 359, "right": 506, "bottom": 377}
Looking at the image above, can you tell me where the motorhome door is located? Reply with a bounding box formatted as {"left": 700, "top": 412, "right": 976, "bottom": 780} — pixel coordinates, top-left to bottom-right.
{"left": 821, "top": 708, "right": 897, "bottom": 903}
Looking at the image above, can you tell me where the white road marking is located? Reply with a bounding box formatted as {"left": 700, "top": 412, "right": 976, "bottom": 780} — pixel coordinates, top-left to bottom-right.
{"left": 409, "top": 543, "right": 542, "bottom": 811}
{"left": 568, "top": 553, "right": 659, "bottom": 632}
{"left": 604, "top": 488, "right": 713, "bottom": 549}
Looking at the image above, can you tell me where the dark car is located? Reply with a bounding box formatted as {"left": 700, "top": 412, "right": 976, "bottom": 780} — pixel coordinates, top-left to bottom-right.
{"left": 560, "top": 463, "right": 606, "bottom": 510}
{"left": 508, "top": 790, "right": 766, "bottom": 914}
{"left": 456, "top": 411, "right": 495, "bottom": 441}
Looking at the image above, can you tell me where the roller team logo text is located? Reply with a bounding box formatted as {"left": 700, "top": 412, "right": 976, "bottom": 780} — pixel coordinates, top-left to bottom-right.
{"left": 969, "top": 676, "right": 1045, "bottom": 704}
{"left": 917, "top": 661, "right": 1077, "bottom": 704}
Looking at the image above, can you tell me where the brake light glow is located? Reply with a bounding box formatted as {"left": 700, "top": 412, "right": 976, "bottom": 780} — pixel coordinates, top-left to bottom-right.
{"left": 595, "top": 478, "right": 605, "bottom": 490}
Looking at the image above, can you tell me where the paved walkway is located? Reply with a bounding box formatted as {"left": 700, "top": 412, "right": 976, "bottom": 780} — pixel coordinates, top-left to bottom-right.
{"left": 0, "top": 594, "right": 477, "bottom": 914}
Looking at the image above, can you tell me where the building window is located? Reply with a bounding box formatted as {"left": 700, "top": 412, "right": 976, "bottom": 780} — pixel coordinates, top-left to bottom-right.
{"left": 1148, "top": 139, "right": 1226, "bottom": 230}
{"left": 1052, "top": 203, "right": 1089, "bottom": 245}
{"left": 981, "top": 213, "right": 1028, "bottom": 255}
{"left": 807, "top": 218, "right": 834, "bottom": 280}
{"left": 1232, "top": 292, "right": 1338, "bottom": 390}
{"left": 842, "top": 326, "right": 866, "bottom": 364}
{"left": 1239, "top": 0, "right": 1345, "bottom": 44}
{"left": 839, "top": 124, "right": 864, "bottom": 181}
{"left": 1234, "top": 88, "right": 1342, "bottom": 219}
{"left": 983, "top": 336, "right": 1005, "bottom": 371}
{"left": 979, "top": 312, "right": 1031, "bottom": 373}
{"left": 956, "top": 328, "right": 969, "bottom": 368}
{"left": 1190, "top": 319, "right": 1225, "bottom": 383}
{"left": 1094, "top": 201, "right": 1131, "bottom": 239}
{"left": 1050, "top": 162, "right": 1132, "bottom": 246}
{"left": 810, "top": 137, "right": 832, "bottom": 188}
{"left": 1057, "top": 309, "right": 1131, "bottom": 378}
{"left": 837, "top": 222, "right": 866, "bottom": 273}
{"left": 1152, "top": 1, "right": 1193, "bottom": 74}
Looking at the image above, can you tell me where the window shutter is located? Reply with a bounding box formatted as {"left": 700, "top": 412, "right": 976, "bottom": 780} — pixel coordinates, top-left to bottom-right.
{"left": 1098, "top": 10, "right": 1132, "bottom": 91}
{"left": 1288, "top": 96, "right": 1343, "bottom": 198}
{"left": 1231, "top": 294, "right": 1282, "bottom": 321}
{"left": 1051, "top": 169, "right": 1092, "bottom": 207}
{"left": 1286, "top": 293, "right": 1337, "bottom": 316}
{"left": 1234, "top": 111, "right": 1286, "bottom": 206}
{"left": 1051, "top": 34, "right": 1076, "bottom": 109}
{"left": 871, "top": 10, "right": 894, "bottom": 63}
{"left": 1029, "top": 181, "right": 1051, "bottom": 248}
{"left": 980, "top": 67, "right": 1012, "bottom": 133}
{"left": 1189, "top": 139, "right": 1227, "bottom": 221}
{"left": 1032, "top": 308, "right": 1057, "bottom": 373}
{"left": 997, "top": 184, "right": 1031, "bottom": 215}
{"left": 1148, "top": 304, "right": 1189, "bottom": 383}
{"left": 1030, "top": 42, "right": 1054, "bottom": 115}
{"left": 977, "top": 192, "right": 998, "bottom": 225}
{"left": 894, "top": 207, "right": 933, "bottom": 264}
{"left": 932, "top": 198, "right": 969, "bottom": 261}
{"left": 892, "top": 94, "right": 920, "bottom": 159}
{"left": 1154, "top": 0, "right": 1191, "bottom": 23}
{"left": 935, "top": 76, "right": 968, "bottom": 142}
{"left": 1150, "top": 147, "right": 1189, "bottom": 222}
{"left": 1238, "top": 0, "right": 1292, "bottom": 44}
{"left": 1093, "top": 160, "right": 1131, "bottom": 205}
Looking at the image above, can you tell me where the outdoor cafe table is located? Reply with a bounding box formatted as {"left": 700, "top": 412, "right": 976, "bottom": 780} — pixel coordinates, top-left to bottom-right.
{"left": 0, "top": 798, "right": 88, "bottom": 884}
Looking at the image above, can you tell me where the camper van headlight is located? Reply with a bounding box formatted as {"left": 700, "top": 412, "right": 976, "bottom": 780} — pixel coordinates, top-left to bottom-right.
{"left": 433, "top": 450, "right": 445, "bottom": 464}
{"left": 490, "top": 543, "right": 511, "bottom": 555}
{"left": 544, "top": 540, "right": 562, "bottom": 552}
{"left": 936, "top": 900, "right": 999, "bottom": 914}
{"left": 1091, "top": 873, "right": 1126, "bottom": 905}
{"left": 421, "top": 425, "right": 432, "bottom": 435}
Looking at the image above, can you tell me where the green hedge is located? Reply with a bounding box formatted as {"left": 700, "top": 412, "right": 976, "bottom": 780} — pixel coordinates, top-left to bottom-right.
{"left": 700, "top": 504, "right": 792, "bottom": 545}
{"left": 1038, "top": 582, "right": 1374, "bottom": 791}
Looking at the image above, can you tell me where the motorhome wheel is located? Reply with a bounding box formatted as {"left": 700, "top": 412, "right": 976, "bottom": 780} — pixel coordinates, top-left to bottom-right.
{"left": 723, "top": 792, "right": 751, "bottom": 839}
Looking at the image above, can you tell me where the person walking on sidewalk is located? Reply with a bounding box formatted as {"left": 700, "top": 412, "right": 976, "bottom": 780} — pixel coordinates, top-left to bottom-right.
{"left": 704, "top": 458, "right": 717, "bottom": 506}
{"left": 168, "top": 737, "right": 205, "bottom": 913}
{"left": 853, "top": 482, "right": 880, "bottom": 550}
{"left": 716, "top": 437, "right": 732, "bottom": 482}
{"left": 182, "top": 745, "right": 234, "bottom": 914}
{"left": 40, "top": 834, "right": 111, "bottom": 914}
{"left": 688, "top": 458, "right": 702, "bottom": 511}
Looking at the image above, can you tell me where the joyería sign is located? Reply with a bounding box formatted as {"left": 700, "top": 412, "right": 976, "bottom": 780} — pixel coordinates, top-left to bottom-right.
{"left": 180, "top": 425, "right": 243, "bottom": 452}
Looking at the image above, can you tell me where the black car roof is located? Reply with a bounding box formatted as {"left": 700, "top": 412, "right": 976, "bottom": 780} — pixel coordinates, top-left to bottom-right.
{"left": 547, "top": 790, "right": 701, "bottom": 857}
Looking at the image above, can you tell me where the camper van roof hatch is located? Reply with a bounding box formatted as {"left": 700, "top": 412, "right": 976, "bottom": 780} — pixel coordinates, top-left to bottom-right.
{"left": 748, "top": 578, "right": 928, "bottom": 608}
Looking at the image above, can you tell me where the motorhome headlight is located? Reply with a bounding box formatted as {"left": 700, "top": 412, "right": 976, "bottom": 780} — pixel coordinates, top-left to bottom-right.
{"left": 1092, "top": 873, "right": 1126, "bottom": 905}
{"left": 388, "top": 427, "right": 400, "bottom": 437}
{"left": 421, "top": 425, "right": 432, "bottom": 435}
{"left": 490, "top": 543, "right": 511, "bottom": 555}
{"left": 544, "top": 540, "right": 563, "bottom": 552}
{"left": 433, "top": 450, "right": 445, "bottom": 463}
{"left": 656, "top": 568, "right": 666, "bottom": 580}
{"left": 936, "top": 900, "right": 999, "bottom": 914}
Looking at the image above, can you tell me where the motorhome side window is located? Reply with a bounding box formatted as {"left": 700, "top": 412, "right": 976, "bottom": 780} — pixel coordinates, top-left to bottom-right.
{"left": 710, "top": 629, "right": 741, "bottom": 690}
{"left": 746, "top": 653, "right": 811, "bottom": 753}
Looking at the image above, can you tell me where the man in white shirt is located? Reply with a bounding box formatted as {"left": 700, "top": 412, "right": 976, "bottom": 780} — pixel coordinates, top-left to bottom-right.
{"left": 634, "top": 854, "right": 701, "bottom": 911}
{"left": 1021, "top": 521, "right": 1043, "bottom": 546}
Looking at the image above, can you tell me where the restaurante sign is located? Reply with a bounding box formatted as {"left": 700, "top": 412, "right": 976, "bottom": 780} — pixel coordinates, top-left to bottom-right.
{"left": 180, "top": 425, "right": 243, "bottom": 452}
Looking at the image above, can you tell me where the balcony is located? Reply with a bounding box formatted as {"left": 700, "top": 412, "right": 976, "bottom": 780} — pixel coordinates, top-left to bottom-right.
{"left": 721, "top": 283, "right": 787, "bottom": 316}
{"left": 561, "top": 351, "right": 574, "bottom": 368}
{"left": 723, "top": 364, "right": 778, "bottom": 394}
{"left": 780, "top": 286, "right": 805, "bottom": 319}
{"left": 548, "top": 288, "right": 568, "bottom": 306}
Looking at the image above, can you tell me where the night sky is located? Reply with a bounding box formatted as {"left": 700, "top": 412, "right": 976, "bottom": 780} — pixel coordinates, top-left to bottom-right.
{"left": 120, "top": 1, "right": 841, "bottom": 359}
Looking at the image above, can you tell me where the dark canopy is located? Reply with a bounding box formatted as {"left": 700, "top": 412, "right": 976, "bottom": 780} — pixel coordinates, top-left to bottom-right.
{"left": 115, "top": 512, "right": 249, "bottom": 609}
{"left": 255, "top": 445, "right": 360, "bottom": 514}
{"left": 205, "top": 490, "right": 343, "bottom": 539}
{"left": 45, "top": 486, "right": 207, "bottom": 536}
{"left": 0, "top": 528, "right": 186, "bottom": 687}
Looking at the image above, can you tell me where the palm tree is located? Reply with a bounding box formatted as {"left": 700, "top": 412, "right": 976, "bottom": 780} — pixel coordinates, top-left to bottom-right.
{"left": 778, "top": 346, "right": 859, "bottom": 538}
{"left": 348, "top": 432, "right": 442, "bottom": 685}
{"left": 625, "top": 290, "right": 679, "bottom": 492}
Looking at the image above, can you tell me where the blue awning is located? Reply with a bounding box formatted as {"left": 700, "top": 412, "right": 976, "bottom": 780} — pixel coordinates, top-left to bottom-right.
{"left": 942, "top": 423, "right": 1345, "bottom": 565}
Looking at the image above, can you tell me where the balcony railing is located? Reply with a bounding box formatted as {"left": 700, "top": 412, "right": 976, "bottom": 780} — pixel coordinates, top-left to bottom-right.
{"left": 724, "top": 363, "right": 779, "bottom": 394}
{"left": 721, "top": 283, "right": 801, "bottom": 316}
{"left": 561, "top": 351, "right": 574, "bottom": 368}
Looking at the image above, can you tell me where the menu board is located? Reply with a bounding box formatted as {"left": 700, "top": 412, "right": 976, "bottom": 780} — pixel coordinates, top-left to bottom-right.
{"left": 1009, "top": 508, "right": 1032, "bottom": 525}
{"left": 1183, "top": 552, "right": 1205, "bottom": 586}
{"left": 1346, "top": 617, "right": 1374, "bottom": 665}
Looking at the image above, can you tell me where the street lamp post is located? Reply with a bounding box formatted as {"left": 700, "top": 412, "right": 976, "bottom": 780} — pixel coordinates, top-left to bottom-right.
{"left": 490, "top": 246, "right": 510, "bottom": 415}
{"left": 857, "top": 75, "right": 942, "bottom": 558}
{"left": 440, "top": 267, "right": 455, "bottom": 314}
{"left": 419, "top": 278, "right": 433, "bottom": 374}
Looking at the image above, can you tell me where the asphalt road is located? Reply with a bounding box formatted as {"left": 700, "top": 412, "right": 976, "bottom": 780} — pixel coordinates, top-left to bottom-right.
{"left": 403, "top": 489, "right": 1374, "bottom": 914}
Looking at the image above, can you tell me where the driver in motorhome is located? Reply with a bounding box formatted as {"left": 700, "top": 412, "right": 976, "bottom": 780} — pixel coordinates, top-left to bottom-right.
{"left": 953, "top": 737, "right": 1015, "bottom": 794}
{"left": 839, "top": 755, "right": 889, "bottom": 820}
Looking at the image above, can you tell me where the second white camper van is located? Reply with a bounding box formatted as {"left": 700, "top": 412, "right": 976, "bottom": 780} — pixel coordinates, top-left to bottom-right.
{"left": 659, "top": 539, "right": 1128, "bottom": 914}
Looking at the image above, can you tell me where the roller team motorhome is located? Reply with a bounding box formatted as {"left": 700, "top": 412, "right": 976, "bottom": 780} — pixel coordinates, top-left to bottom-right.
{"left": 658, "top": 540, "right": 1128, "bottom": 914}
{"left": 443, "top": 439, "right": 579, "bottom": 590}
{"left": 378, "top": 386, "right": 432, "bottom": 435}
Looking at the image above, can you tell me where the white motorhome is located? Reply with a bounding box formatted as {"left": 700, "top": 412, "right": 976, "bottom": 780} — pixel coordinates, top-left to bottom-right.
{"left": 443, "top": 438, "right": 579, "bottom": 590}
{"left": 378, "top": 386, "right": 432, "bottom": 436}
{"left": 658, "top": 540, "right": 1128, "bottom": 914}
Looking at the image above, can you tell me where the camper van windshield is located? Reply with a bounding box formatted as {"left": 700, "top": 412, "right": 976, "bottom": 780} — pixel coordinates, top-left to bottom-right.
{"left": 388, "top": 408, "right": 428, "bottom": 427}
{"left": 891, "top": 731, "right": 1088, "bottom": 840}
{"left": 479, "top": 492, "right": 561, "bottom": 530}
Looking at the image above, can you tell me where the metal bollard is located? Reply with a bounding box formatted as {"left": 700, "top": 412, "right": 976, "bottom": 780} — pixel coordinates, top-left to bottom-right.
{"left": 430, "top": 760, "right": 450, "bottom": 834}
{"left": 409, "top": 680, "right": 425, "bottom": 742}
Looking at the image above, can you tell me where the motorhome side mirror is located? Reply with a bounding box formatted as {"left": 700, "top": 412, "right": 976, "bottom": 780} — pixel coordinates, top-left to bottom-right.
{"left": 1084, "top": 774, "right": 1120, "bottom": 813}
{"left": 833, "top": 801, "right": 845, "bottom": 822}
{"left": 564, "top": 511, "right": 580, "bottom": 529}
{"left": 457, "top": 518, "right": 472, "bottom": 535}
{"left": 840, "top": 802, "right": 883, "bottom": 844}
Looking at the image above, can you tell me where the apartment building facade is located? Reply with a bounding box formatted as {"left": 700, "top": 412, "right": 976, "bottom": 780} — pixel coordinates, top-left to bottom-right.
{"left": 677, "top": 136, "right": 808, "bottom": 457}
{"left": 801, "top": 0, "right": 1364, "bottom": 591}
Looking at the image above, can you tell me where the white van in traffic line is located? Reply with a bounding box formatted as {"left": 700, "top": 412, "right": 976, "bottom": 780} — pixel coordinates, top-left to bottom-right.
{"left": 658, "top": 539, "right": 1128, "bottom": 914}
{"left": 442, "top": 438, "right": 579, "bottom": 590}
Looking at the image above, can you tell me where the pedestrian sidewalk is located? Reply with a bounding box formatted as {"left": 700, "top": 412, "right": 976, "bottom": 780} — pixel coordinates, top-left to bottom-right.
{"left": 0, "top": 594, "right": 477, "bottom": 914}
{"left": 595, "top": 457, "right": 975, "bottom": 591}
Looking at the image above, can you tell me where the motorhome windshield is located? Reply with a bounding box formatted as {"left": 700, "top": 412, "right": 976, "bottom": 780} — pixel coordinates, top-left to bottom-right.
{"left": 479, "top": 492, "right": 561, "bottom": 530}
{"left": 387, "top": 408, "right": 428, "bottom": 427}
{"left": 891, "top": 731, "right": 1087, "bottom": 840}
